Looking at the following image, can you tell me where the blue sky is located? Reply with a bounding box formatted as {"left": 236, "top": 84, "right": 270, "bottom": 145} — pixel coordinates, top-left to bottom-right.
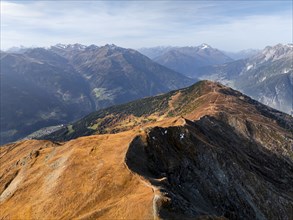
{"left": 1, "top": 0, "right": 292, "bottom": 51}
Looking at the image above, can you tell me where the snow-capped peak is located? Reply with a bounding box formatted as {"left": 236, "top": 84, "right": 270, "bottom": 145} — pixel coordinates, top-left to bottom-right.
{"left": 6, "top": 45, "right": 31, "bottom": 53}
{"left": 87, "top": 44, "right": 99, "bottom": 50}
{"left": 53, "top": 43, "right": 87, "bottom": 51}
{"left": 199, "top": 43, "right": 211, "bottom": 50}
{"left": 69, "top": 43, "right": 87, "bottom": 50}
{"left": 253, "top": 43, "right": 293, "bottom": 62}
{"left": 54, "top": 43, "right": 67, "bottom": 49}
{"left": 104, "top": 44, "right": 119, "bottom": 50}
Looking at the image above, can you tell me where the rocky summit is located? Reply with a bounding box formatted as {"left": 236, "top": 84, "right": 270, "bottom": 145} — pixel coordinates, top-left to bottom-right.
{"left": 0, "top": 81, "right": 292, "bottom": 219}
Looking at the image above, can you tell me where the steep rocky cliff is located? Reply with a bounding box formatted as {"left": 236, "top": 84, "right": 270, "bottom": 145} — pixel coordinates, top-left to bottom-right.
{"left": 126, "top": 116, "right": 292, "bottom": 219}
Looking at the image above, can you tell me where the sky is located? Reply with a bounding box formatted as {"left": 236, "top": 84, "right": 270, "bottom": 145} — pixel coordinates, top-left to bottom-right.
{"left": 1, "top": 0, "right": 292, "bottom": 51}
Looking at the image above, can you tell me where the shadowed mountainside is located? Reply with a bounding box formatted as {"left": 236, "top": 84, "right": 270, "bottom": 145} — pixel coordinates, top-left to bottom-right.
{"left": 0, "top": 50, "right": 93, "bottom": 144}
{"left": 50, "top": 44, "right": 195, "bottom": 109}
{"left": 0, "top": 44, "right": 194, "bottom": 144}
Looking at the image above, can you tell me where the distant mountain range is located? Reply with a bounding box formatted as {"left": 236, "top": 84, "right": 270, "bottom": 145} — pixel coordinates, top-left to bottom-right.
{"left": 1, "top": 43, "right": 292, "bottom": 144}
{"left": 1, "top": 44, "right": 194, "bottom": 144}
{"left": 2, "top": 43, "right": 293, "bottom": 219}
{"left": 223, "top": 49, "right": 260, "bottom": 60}
{"left": 195, "top": 44, "right": 293, "bottom": 114}
{"left": 49, "top": 44, "right": 193, "bottom": 109}
{"left": 140, "top": 43, "right": 292, "bottom": 115}
{"left": 1, "top": 81, "right": 292, "bottom": 219}
{"left": 139, "top": 44, "right": 233, "bottom": 77}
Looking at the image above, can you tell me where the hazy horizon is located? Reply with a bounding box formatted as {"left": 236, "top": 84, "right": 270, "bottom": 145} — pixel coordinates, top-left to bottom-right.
{"left": 1, "top": 0, "right": 292, "bottom": 52}
{"left": 3, "top": 42, "right": 293, "bottom": 54}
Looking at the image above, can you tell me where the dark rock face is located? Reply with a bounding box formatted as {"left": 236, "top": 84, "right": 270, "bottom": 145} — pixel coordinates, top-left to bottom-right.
{"left": 126, "top": 117, "right": 293, "bottom": 220}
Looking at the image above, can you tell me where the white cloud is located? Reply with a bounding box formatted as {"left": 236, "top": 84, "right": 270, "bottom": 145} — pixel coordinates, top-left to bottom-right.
{"left": 0, "top": 1, "right": 292, "bottom": 51}
{"left": 1, "top": 1, "right": 43, "bottom": 18}
{"left": 191, "top": 14, "right": 293, "bottom": 51}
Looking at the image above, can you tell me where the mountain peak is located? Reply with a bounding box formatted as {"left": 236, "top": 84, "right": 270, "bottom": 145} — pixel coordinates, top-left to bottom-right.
{"left": 54, "top": 43, "right": 67, "bottom": 49}
{"left": 5, "top": 45, "right": 31, "bottom": 54}
{"left": 262, "top": 43, "right": 293, "bottom": 52}
{"left": 103, "top": 43, "right": 120, "bottom": 50}
{"left": 53, "top": 43, "right": 87, "bottom": 51}
{"left": 86, "top": 44, "right": 99, "bottom": 50}
{"left": 199, "top": 43, "right": 212, "bottom": 50}
{"left": 253, "top": 43, "right": 293, "bottom": 62}
{"left": 98, "top": 44, "right": 127, "bottom": 54}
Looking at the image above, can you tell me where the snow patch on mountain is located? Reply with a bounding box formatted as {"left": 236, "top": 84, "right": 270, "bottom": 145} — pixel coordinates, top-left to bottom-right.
{"left": 246, "top": 64, "right": 253, "bottom": 71}
{"left": 200, "top": 44, "right": 211, "bottom": 50}
{"left": 260, "top": 76, "right": 267, "bottom": 82}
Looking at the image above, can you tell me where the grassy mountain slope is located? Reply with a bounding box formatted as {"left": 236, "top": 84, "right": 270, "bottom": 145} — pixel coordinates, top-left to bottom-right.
{"left": 1, "top": 81, "right": 292, "bottom": 220}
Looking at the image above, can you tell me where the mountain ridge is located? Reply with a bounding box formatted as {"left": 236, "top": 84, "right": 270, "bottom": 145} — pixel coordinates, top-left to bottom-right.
{"left": 41, "top": 80, "right": 293, "bottom": 145}
{"left": 1, "top": 80, "right": 292, "bottom": 219}
{"left": 138, "top": 44, "right": 233, "bottom": 77}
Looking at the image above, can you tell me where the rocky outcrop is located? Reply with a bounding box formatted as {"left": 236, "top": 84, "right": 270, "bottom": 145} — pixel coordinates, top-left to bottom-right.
{"left": 126, "top": 116, "right": 293, "bottom": 219}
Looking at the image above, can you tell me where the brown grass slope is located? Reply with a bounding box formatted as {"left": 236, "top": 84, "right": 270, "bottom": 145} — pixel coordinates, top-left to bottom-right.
{"left": 0, "top": 81, "right": 292, "bottom": 219}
